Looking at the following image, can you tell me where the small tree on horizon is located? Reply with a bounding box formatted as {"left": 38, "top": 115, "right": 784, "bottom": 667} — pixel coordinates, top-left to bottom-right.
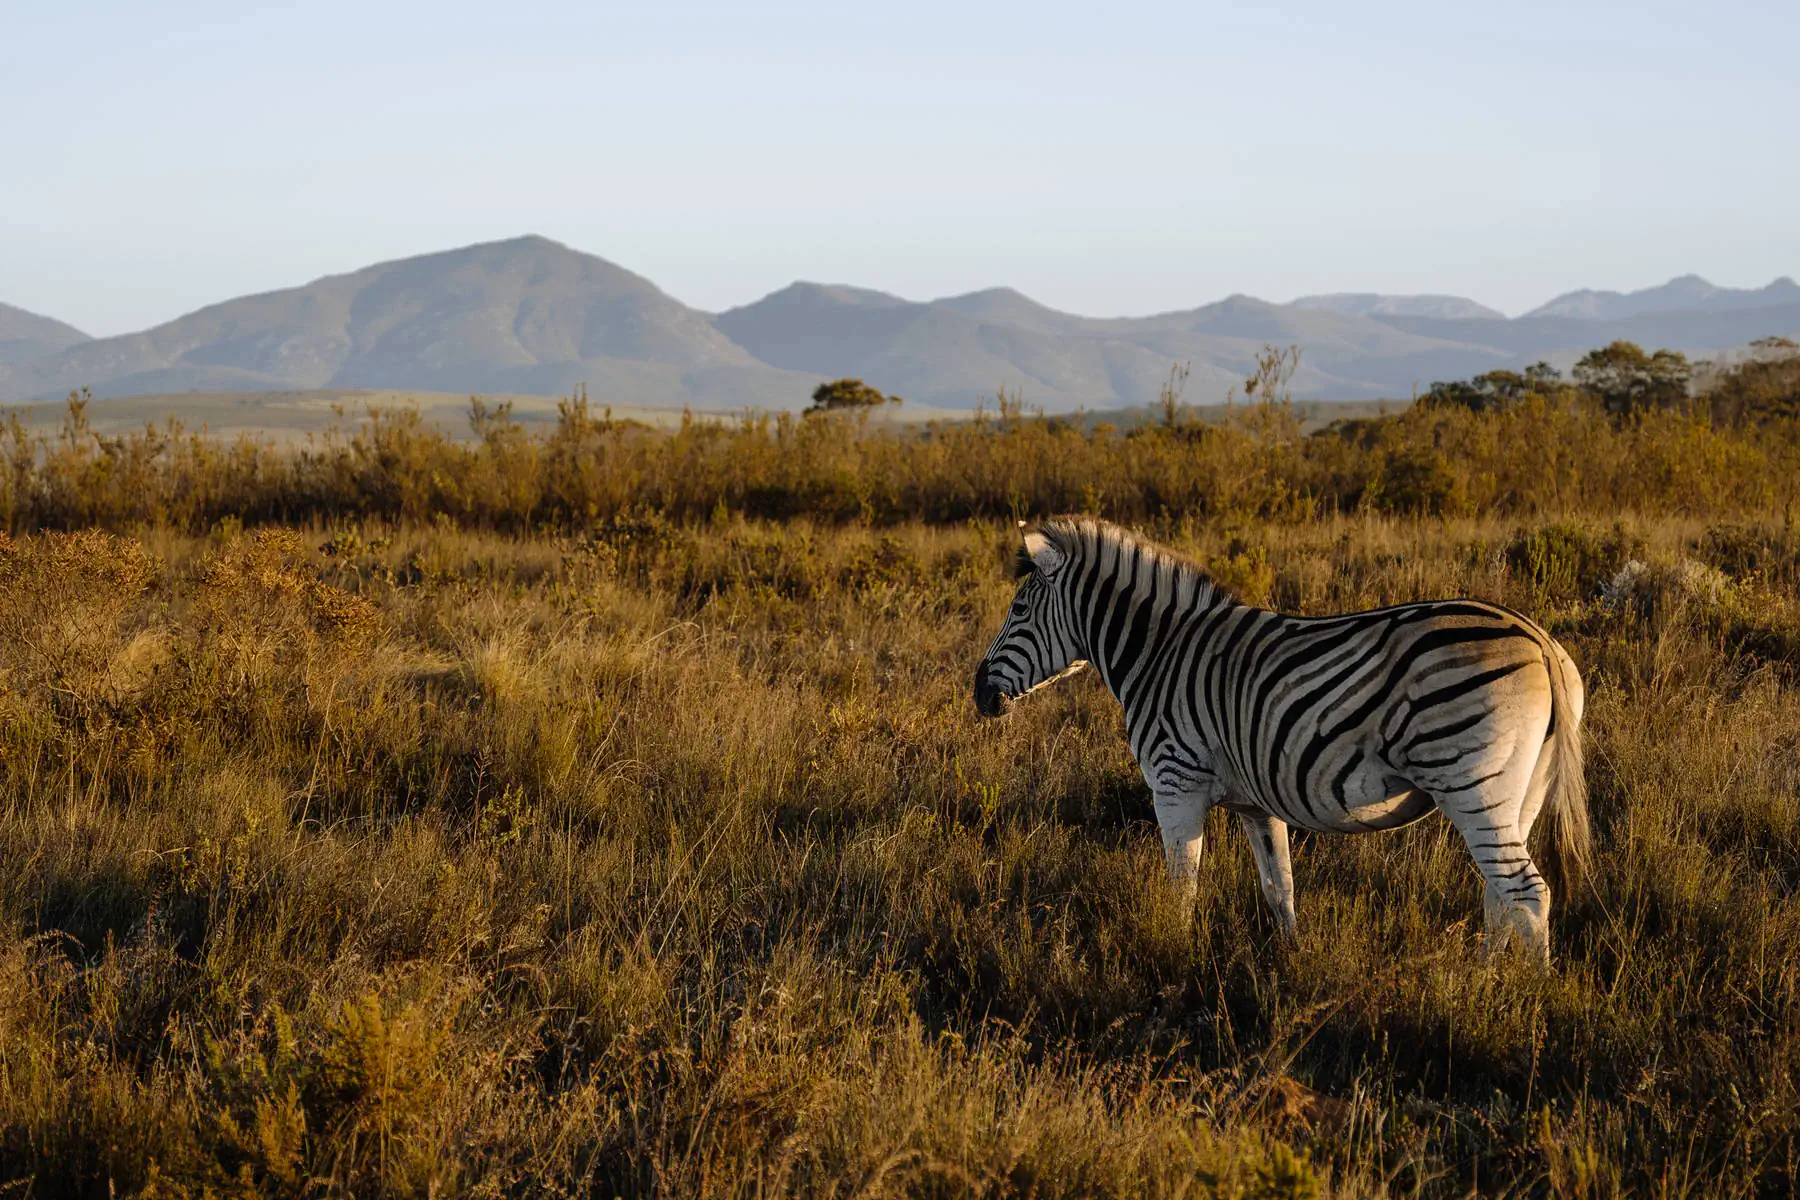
{"left": 807, "top": 378, "right": 901, "bottom": 414}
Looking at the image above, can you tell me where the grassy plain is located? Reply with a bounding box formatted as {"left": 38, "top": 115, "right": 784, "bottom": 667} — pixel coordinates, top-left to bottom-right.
{"left": 0, "top": 398, "right": 1798, "bottom": 1196}
{"left": 6, "top": 391, "right": 706, "bottom": 443}
{"left": 2, "top": 389, "right": 986, "bottom": 445}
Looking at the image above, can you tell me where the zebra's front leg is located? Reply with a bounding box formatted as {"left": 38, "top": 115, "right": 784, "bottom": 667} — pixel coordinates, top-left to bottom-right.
{"left": 1151, "top": 789, "right": 1210, "bottom": 908}
{"left": 1237, "top": 812, "right": 1297, "bottom": 938}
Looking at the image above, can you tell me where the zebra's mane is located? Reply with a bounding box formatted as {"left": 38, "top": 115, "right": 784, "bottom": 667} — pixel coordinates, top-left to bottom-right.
{"left": 1034, "top": 518, "right": 1237, "bottom": 610}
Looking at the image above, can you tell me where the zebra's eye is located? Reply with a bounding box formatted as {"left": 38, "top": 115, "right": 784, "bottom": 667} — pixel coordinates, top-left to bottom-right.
{"left": 1011, "top": 598, "right": 1029, "bottom": 617}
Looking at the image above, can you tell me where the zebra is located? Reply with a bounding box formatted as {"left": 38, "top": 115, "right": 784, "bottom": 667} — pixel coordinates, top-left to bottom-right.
{"left": 972, "top": 518, "right": 1590, "bottom": 960}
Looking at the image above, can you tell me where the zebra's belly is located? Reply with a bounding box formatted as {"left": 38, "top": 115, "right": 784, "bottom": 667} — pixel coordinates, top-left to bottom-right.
{"left": 1338, "top": 781, "right": 1435, "bottom": 831}
{"left": 1275, "top": 754, "right": 1436, "bottom": 833}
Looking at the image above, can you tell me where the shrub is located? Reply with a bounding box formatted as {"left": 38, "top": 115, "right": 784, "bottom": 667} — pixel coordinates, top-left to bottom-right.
{"left": 808, "top": 378, "right": 900, "bottom": 413}
{"left": 1703, "top": 337, "right": 1800, "bottom": 426}
{"left": 1573, "top": 341, "right": 1692, "bottom": 419}
{"left": 1505, "top": 522, "right": 1642, "bottom": 605}
{"left": 1417, "top": 363, "right": 1565, "bottom": 414}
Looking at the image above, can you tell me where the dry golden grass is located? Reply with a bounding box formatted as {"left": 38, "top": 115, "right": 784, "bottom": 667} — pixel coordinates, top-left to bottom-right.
{"left": 0, "top": 404, "right": 1797, "bottom": 1196}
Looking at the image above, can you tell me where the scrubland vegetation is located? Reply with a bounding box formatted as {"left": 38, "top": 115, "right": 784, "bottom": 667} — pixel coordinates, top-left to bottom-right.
{"left": 2, "top": 373, "right": 1799, "bottom": 1196}
{"left": 6, "top": 356, "right": 1800, "bottom": 532}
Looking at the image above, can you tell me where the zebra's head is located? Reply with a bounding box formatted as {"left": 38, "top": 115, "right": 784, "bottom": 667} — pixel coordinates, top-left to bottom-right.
{"left": 974, "top": 525, "right": 1089, "bottom": 718}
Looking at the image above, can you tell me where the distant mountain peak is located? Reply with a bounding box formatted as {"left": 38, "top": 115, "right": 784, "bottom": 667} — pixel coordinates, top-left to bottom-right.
{"left": 1289, "top": 292, "right": 1505, "bottom": 321}
{"left": 727, "top": 282, "right": 912, "bottom": 312}
{"left": 0, "top": 301, "right": 92, "bottom": 368}
{"left": 3, "top": 236, "right": 761, "bottom": 404}
{"left": 1213, "top": 293, "right": 1282, "bottom": 316}
{"left": 1524, "top": 274, "right": 1799, "bottom": 320}
{"left": 936, "top": 286, "right": 1047, "bottom": 308}
{"left": 447, "top": 233, "right": 569, "bottom": 253}
{"left": 959, "top": 285, "right": 1029, "bottom": 300}
{"left": 929, "top": 286, "right": 1085, "bottom": 334}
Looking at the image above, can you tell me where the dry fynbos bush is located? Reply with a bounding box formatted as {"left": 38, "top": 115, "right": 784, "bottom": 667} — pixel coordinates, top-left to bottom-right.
{"left": 0, "top": 529, "right": 158, "bottom": 698}
{"left": 197, "top": 529, "right": 380, "bottom": 646}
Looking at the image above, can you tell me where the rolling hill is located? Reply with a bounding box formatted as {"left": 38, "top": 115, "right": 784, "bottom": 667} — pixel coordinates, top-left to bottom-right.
{"left": 2, "top": 237, "right": 821, "bottom": 410}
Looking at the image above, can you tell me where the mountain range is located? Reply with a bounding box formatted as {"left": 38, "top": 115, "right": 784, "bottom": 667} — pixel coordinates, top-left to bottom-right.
{"left": 3, "top": 237, "right": 1796, "bottom": 413}
{"left": 1522, "top": 274, "right": 1800, "bottom": 321}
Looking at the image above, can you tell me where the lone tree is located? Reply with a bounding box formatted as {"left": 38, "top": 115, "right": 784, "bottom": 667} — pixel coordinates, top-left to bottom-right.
{"left": 808, "top": 378, "right": 901, "bottom": 413}
{"left": 1572, "top": 341, "right": 1691, "bottom": 419}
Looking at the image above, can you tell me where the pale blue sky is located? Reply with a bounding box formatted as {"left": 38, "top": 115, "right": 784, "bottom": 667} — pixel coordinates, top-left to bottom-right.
{"left": 4, "top": 0, "right": 1796, "bottom": 336}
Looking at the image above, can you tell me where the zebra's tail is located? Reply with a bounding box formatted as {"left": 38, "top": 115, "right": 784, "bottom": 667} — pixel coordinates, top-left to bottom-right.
{"left": 1538, "top": 646, "right": 1592, "bottom": 896}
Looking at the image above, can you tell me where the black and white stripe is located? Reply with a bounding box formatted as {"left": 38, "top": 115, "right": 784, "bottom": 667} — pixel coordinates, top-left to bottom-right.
{"left": 973, "top": 518, "right": 1590, "bottom": 959}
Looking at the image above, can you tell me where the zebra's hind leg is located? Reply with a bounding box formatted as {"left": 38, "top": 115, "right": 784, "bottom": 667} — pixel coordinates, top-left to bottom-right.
{"left": 1437, "top": 763, "right": 1553, "bottom": 962}
{"left": 1452, "top": 819, "right": 1551, "bottom": 961}
{"left": 1237, "top": 812, "right": 1297, "bottom": 938}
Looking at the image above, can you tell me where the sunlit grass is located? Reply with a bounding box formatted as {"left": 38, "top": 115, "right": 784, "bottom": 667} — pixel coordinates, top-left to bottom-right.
{"left": 0, "top": 505, "right": 1795, "bottom": 1196}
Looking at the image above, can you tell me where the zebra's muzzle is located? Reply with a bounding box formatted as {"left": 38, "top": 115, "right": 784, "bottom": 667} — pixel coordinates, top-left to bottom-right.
{"left": 973, "top": 662, "right": 1013, "bottom": 718}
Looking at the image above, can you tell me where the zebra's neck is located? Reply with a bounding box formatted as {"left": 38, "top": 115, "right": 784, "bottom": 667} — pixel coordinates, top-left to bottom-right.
{"left": 1071, "top": 534, "right": 1239, "bottom": 711}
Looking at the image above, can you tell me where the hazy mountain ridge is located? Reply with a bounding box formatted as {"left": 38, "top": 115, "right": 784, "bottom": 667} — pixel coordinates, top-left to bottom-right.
{"left": 4, "top": 241, "right": 1797, "bottom": 412}
{"left": 4, "top": 236, "right": 798, "bottom": 407}
{"left": 0, "top": 302, "right": 91, "bottom": 368}
{"left": 1522, "top": 274, "right": 1800, "bottom": 321}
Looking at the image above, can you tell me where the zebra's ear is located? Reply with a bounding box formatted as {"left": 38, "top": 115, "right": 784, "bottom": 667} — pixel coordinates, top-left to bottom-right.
{"left": 1022, "top": 531, "right": 1066, "bottom": 577}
